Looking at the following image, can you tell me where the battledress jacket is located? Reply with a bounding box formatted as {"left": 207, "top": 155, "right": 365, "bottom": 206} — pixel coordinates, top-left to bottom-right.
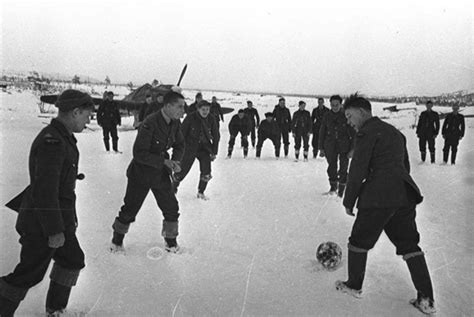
{"left": 126, "top": 110, "right": 185, "bottom": 188}
{"left": 7, "top": 119, "right": 81, "bottom": 237}
{"left": 181, "top": 112, "right": 220, "bottom": 155}
{"left": 343, "top": 117, "right": 423, "bottom": 210}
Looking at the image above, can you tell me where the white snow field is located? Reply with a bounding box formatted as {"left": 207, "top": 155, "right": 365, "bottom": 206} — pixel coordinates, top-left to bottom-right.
{"left": 1, "top": 90, "right": 473, "bottom": 316}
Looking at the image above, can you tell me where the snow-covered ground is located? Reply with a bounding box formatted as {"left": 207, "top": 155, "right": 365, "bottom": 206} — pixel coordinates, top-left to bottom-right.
{"left": 1, "top": 90, "right": 473, "bottom": 316}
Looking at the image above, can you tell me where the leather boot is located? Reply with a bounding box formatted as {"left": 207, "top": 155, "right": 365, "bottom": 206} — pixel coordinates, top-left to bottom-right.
{"left": 45, "top": 281, "right": 72, "bottom": 314}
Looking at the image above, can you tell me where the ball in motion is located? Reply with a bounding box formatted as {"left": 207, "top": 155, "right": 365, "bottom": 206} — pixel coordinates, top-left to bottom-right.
{"left": 316, "top": 241, "right": 342, "bottom": 270}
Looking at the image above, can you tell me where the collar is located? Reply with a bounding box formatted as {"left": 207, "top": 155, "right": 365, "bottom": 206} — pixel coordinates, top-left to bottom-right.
{"left": 50, "top": 118, "right": 77, "bottom": 143}
{"left": 160, "top": 108, "right": 172, "bottom": 125}
{"left": 359, "top": 116, "right": 379, "bottom": 131}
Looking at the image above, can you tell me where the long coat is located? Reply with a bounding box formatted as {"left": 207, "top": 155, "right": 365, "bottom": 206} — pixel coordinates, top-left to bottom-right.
{"left": 343, "top": 117, "right": 423, "bottom": 210}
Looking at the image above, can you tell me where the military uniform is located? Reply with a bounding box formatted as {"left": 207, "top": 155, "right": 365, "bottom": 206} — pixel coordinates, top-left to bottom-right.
{"left": 210, "top": 101, "right": 224, "bottom": 127}
{"left": 173, "top": 111, "right": 220, "bottom": 195}
{"left": 139, "top": 101, "right": 163, "bottom": 122}
{"left": 291, "top": 109, "right": 312, "bottom": 159}
{"left": 340, "top": 117, "right": 434, "bottom": 308}
{"left": 227, "top": 113, "right": 251, "bottom": 158}
{"left": 442, "top": 112, "right": 465, "bottom": 164}
{"left": 1, "top": 119, "right": 86, "bottom": 315}
{"left": 272, "top": 105, "right": 292, "bottom": 156}
{"left": 111, "top": 110, "right": 185, "bottom": 247}
{"left": 256, "top": 118, "right": 281, "bottom": 158}
{"left": 243, "top": 107, "right": 260, "bottom": 147}
{"left": 185, "top": 101, "right": 199, "bottom": 115}
{"left": 416, "top": 110, "right": 440, "bottom": 162}
{"left": 97, "top": 99, "right": 121, "bottom": 151}
{"left": 319, "top": 109, "right": 355, "bottom": 194}
{"left": 311, "top": 105, "right": 330, "bottom": 157}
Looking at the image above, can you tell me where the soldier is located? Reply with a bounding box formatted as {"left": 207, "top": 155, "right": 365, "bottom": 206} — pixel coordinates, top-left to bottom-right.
{"left": 137, "top": 93, "right": 154, "bottom": 125}
{"left": 311, "top": 97, "right": 330, "bottom": 158}
{"left": 291, "top": 100, "right": 312, "bottom": 161}
{"left": 0, "top": 90, "right": 94, "bottom": 316}
{"left": 256, "top": 112, "right": 281, "bottom": 159}
{"left": 227, "top": 109, "right": 251, "bottom": 158}
{"left": 416, "top": 100, "right": 440, "bottom": 163}
{"left": 272, "top": 97, "right": 292, "bottom": 157}
{"left": 442, "top": 104, "right": 465, "bottom": 165}
{"left": 243, "top": 100, "right": 260, "bottom": 148}
{"left": 336, "top": 94, "right": 435, "bottom": 315}
{"left": 185, "top": 92, "right": 202, "bottom": 115}
{"left": 97, "top": 91, "right": 121, "bottom": 153}
{"left": 172, "top": 100, "right": 220, "bottom": 200}
{"left": 210, "top": 96, "right": 224, "bottom": 128}
{"left": 140, "top": 93, "right": 164, "bottom": 121}
{"left": 109, "top": 91, "right": 185, "bottom": 254}
{"left": 319, "top": 95, "right": 355, "bottom": 197}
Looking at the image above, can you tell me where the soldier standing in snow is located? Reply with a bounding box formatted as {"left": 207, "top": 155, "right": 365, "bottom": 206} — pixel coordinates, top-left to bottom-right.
{"left": 97, "top": 91, "right": 121, "bottom": 153}
{"left": 291, "top": 100, "right": 312, "bottom": 161}
{"left": 110, "top": 91, "right": 185, "bottom": 254}
{"left": 311, "top": 97, "right": 330, "bottom": 158}
{"left": 442, "top": 104, "right": 465, "bottom": 164}
{"left": 185, "top": 92, "right": 203, "bottom": 115}
{"left": 256, "top": 112, "right": 281, "bottom": 159}
{"left": 272, "top": 97, "right": 292, "bottom": 157}
{"left": 336, "top": 94, "right": 435, "bottom": 315}
{"left": 210, "top": 96, "right": 224, "bottom": 128}
{"left": 416, "top": 100, "right": 440, "bottom": 163}
{"left": 0, "top": 90, "right": 94, "bottom": 316}
{"left": 243, "top": 100, "right": 260, "bottom": 148}
{"left": 227, "top": 109, "right": 251, "bottom": 158}
{"left": 319, "top": 95, "right": 355, "bottom": 197}
{"left": 172, "top": 100, "right": 220, "bottom": 200}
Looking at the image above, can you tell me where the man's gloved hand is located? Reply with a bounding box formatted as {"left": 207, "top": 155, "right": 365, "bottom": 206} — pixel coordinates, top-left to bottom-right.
{"left": 48, "top": 232, "right": 65, "bottom": 248}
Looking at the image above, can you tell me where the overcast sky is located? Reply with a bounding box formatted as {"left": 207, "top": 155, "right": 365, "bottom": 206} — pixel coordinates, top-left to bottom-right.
{"left": 1, "top": 0, "right": 473, "bottom": 96}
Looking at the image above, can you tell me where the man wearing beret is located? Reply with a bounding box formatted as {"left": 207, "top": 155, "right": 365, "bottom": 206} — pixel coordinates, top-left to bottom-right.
{"left": 97, "top": 91, "right": 121, "bottom": 153}
{"left": 336, "top": 94, "right": 435, "bottom": 315}
{"left": 110, "top": 91, "right": 186, "bottom": 254}
{"left": 0, "top": 90, "right": 94, "bottom": 316}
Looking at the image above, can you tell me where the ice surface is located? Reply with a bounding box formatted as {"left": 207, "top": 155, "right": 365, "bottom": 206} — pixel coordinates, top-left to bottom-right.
{"left": 1, "top": 90, "right": 473, "bottom": 316}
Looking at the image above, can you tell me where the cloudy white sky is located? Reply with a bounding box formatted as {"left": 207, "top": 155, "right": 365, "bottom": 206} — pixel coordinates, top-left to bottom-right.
{"left": 1, "top": 0, "right": 473, "bottom": 96}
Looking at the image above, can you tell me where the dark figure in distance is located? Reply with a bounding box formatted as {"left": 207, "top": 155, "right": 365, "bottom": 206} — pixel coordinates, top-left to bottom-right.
{"left": 110, "top": 91, "right": 186, "bottom": 254}
{"left": 319, "top": 95, "right": 355, "bottom": 197}
{"left": 227, "top": 109, "right": 251, "bottom": 158}
{"left": 311, "top": 97, "right": 330, "bottom": 158}
{"left": 256, "top": 112, "right": 281, "bottom": 159}
{"left": 243, "top": 100, "right": 260, "bottom": 148}
{"left": 0, "top": 90, "right": 94, "bottom": 316}
{"left": 336, "top": 94, "right": 435, "bottom": 315}
{"left": 139, "top": 93, "right": 164, "bottom": 123}
{"left": 291, "top": 100, "right": 312, "bottom": 161}
{"left": 416, "top": 100, "right": 440, "bottom": 163}
{"left": 442, "top": 104, "right": 465, "bottom": 164}
{"left": 97, "top": 91, "right": 121, "bottom": 153}
{"left": 186, "top": 92, "right": 202, "bottom": 115}
{"left": 272, "top": 97, "right": 292, "bottom": 157}
{"left": 210, "top": 96, "right": 224, "bottom": 128}
{"left": 172, "top": 100, "right": 220, "bottom": 200}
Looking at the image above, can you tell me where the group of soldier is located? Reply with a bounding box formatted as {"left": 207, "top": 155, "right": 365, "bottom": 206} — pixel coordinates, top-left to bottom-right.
{"left": 3, "top": 86, "right": 468, "bottom": 315}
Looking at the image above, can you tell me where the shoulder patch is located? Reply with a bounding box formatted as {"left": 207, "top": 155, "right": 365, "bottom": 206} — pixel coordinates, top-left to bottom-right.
{"left": 43, "top": 133, "right": 61, "bottom": 145}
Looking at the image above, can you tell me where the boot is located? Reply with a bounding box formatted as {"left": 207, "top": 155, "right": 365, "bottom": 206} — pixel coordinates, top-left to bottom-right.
{"left": 243, "top": 147, "right": 248, "bottom": 158}
{"left": 313, "top": 150, "right": 317, "bottom": 159}
{"left": 405, "top": 253, "right": 434, "bottom": 307}
{"left": 335, "top": 249, "right": 367, "bottom": 298}
{"left": 112, "top": 139, "right": 120, "bottom": 153}
{"left": 227, "top": 148, "right": 233, "bottom": 159}
{"left": 295, "top": 149, "right": 300, "bottom": 161}
{"left": 198, "top": 180, "right": 208, "bottom": 194}
{"left": 451, "top": 151, "right": 457, "bottom": 165}
{"left": 443, "top": 151, "right": 449, "bottom": 164}
{"left": 112, "top": 232, "right": 124, "bottom": 246}
{"left": 164, "top": 238, "right": 180, "bottom": 253}
{"left": 104, "top": 139, "right": 110, "bottom": 152}
{"left": 162, "top": 220, "right": 179, "bottom": 253}
{"left": 329, "top": 181, "right": 337, "bottom": 193}
{"left": 0, "top": 295, "right": 21, "bottom": 317}
{"left": 430, "top": 152, "right": 435, "bottom": 164}
{"left": 45, "top": 281, "right": 72, "bottom": 315}
{"left": 284, "top": 145, "right": 289, "bottom": 157}
{"left": 256, "top": 147, "right": 261, "bottom": 158}
{"left": 303, "top": 151, "right": 308, "bottom": 161}
{"left": 421, "top": 151, "right": 426, "bottom": 162}
{"left": 337, "top": 183, "right": 346, "bottom": 198}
